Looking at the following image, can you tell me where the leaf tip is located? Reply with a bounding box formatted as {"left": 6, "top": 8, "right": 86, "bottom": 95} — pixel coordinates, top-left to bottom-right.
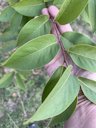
{"left": 23, "top": 118, "right": 34, "bottom": 126}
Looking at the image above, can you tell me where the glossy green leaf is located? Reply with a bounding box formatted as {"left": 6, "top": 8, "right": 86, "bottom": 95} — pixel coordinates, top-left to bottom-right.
{"left": 42, "top": 66, "right": 65, "bottom": 102}
{"left": 0, "top": 72, "right": 14, "bottom": 88}
{"left": 88, "top": 0, "right": 96, "bottom": 32}
{"left": 17, "top": 15, "right": 51, "bottom": 46}
{"left": 12, "top": 0, "right": 45, "bottom": 17}
{"left": 16, "top": 73, "right": 26, "bottom": 91}
{"left": 49, "top": 98, "right": 77, "bottom": 127}
{"left": 69, "top": 44, "right": 96, "bottom": 72}
{"left": 55, "top": 0, "right": 88, "bottom": 24}
{"left": 3, "top": 34, "right": 59, "bottom": 70}
{"left": 79, "top": 77, "right": 96, "bottom": 104}
{"left": 61, "top": 32, "right": 94, "bottom": 50}
{"left": 0, "top": 6, "right": 16, "bottom": 22}
{"left": 24, "top": 66, "right": 80, "bottom": 125}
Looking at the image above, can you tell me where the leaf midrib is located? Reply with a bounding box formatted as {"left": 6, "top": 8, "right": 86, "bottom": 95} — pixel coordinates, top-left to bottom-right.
{"left": 79, "top": 79, "right": 96, "bottom": 93}
{"left": 41, "top": 68, "right": 71, "bottom": 106}
{"left": 27, "top": 18, "right": 49, "bottom": 39}
{"left": 32, "top": 68, "right": 72, "bottom": 122}
{"left": 69, "top": 49, "right": 96, "bottom": 61}
{"left": 12, "top": 42, "right": 57, "bottom": 59}
{"left": 18, "top": 16, "right": 49, "bottom": 43}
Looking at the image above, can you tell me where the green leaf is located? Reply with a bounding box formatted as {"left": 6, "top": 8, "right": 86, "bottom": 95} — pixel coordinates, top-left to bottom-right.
{"left": 79, "top": 77, "right": 96, "bottom": 104}
{"left": 24, "top": 66, "right": 80, "bottom": 125}
{"left": 17, "top": 15, "right": 51, "bottom": 46}
{"left": 7, "top": 12, "right": 22, "bottom": 32}
{"left": 69, "top": 44, "right": 96, "bottom": 72}
{"left": 0, "top": 12, "right": 22, "bottom": 42}
{"left": 19, "top": 16, "right": 31, "bottom": 29}
{"left": 42, "top": 66, "right": 65, "bottom": 102}
{"left": 3, "top": 34, "right": 59, "bottom": 70}
{"left": 44, "top": 0, "right": 53, "bottom": 2}
{"left": 49, "top": 98, "right": 77, "bottom": 127}
{"left": 61, "top": 32, "right": 94, "bottom": 50}
{"left": 55, "top": 0, "right": 88, "bottom": 24}
{"left": 12, "top": 0, "right": 45, "bottom": 17}
{"left": 0, "top": 31, "right": 17, "bottom": 42}
{"left": 53, "top": 0, "right": 64, "bottom": 8}
{"left": 6, "top": 0, "right": 19, "bottom": 5}
{"left": 0, "top": 6, "right": 16, "bottom": 22}
{"left": 2, "top": 40, "right": 17, "bottom": 53}
{"left": 81, "top": 6, "right": 90, "bottom": 24}
{"left": 0, "top": 72, "right": 14, "bottom": 88}
{"left": 88, "top": 0, "right": 96, "bottom": 32}
{"left": 15, "top": 73, "right": 26, "bottom": 91}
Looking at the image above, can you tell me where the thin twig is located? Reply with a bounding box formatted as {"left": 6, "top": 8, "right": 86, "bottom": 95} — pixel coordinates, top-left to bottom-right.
{"left": 46, "top": 119, "right": 52, "bottom": 128}
{"left": 7, "top": 113, "right": 19, "bottom": 128}
{"left": 47, "top": 7, "right": 69, "bottom": 66}
{"left": 53, "top": 22, "right": 68, "bottom": 66}
{"left": 17, "top": 90, "right": 27, "bottom": 118}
